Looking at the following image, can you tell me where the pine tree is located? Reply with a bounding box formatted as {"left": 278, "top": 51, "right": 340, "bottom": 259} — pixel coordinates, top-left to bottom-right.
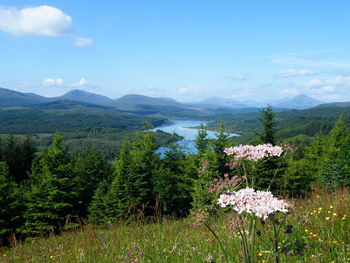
{"left": 254, "top": 106, "right": 287, "bottom": 194}
{"left": 211, "top": 120, "right": 231, "bottom": 176}
{"left": 22, "top": 134, "right": 79, "bottom": 235}
{"left": 194, "top": 123, "right": 208, "bottom": 156}
{"left": 74, "top": 148, "right": 112, "bottom": 217}
{"left": 0, "top": 162, "right": 20, "bottom": 244}
{"left": 320, "top": 116, "right": 350, "bottom": 190}
{"left": 256, "top": 105, "right": 277, "bottom": 145}
{"left": 98, "top": 129, "right": 160, "bottom": 222}
{"left": 153, "top": 144, "right": 193, "bottom": 217}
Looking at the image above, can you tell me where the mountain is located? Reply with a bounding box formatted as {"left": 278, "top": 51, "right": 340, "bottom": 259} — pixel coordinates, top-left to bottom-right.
{"left": 315, "top": 101, "right": 350, "bottom": 108}
{"left": 271, "top": 94, "right": 323, "bottom": 110}
{"left": 114, "top": 94, "right": 184, "bottom": 109}
{"left": 57, "top": 89, "right": 115, "bottom": 106}
{"left": 0, "top": 87, "right": 48, "bottom": 107}
{"left": 198, "top": 97, "right": 251, "bottom": 108}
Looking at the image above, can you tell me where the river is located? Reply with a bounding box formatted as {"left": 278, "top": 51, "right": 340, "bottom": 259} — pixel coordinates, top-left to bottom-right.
{"left": 153, "top": 120, "right": 239, "bottom": 155}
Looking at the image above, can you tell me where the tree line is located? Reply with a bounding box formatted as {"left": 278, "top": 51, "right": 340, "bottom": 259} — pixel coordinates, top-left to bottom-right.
{"left": 1, "top": 106, "right": 350, "bottom": 245}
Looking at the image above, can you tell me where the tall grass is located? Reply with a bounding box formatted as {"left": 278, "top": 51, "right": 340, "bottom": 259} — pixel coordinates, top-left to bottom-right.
{"left": 1, "top": 188, "right": 349, "bottom": 263}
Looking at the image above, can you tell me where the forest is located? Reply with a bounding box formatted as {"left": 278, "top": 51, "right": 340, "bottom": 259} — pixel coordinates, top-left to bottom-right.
{"left": 0, "top": 107, "right": 349, "bottom": 262}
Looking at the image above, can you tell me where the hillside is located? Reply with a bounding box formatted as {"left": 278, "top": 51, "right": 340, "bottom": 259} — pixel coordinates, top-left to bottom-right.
{"left": 0, "top": 87, "right": 48, "bottom": 107}
{"left": 114, "top": 94, "right": 185, "bottom": 109}
{"left": 57, "top": 89, "right": 116, "bottom": 106}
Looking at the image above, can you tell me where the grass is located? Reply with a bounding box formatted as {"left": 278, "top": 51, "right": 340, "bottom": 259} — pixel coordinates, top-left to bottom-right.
{"left": 1, "top": 188, "right": 349, "bottom": 263}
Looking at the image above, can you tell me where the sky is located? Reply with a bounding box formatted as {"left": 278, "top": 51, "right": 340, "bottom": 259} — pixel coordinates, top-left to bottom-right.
{"left": 1, "top": 0, "right": 350, "bottom": 102}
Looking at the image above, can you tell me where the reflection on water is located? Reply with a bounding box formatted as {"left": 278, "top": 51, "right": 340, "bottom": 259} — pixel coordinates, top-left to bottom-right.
{"left": 153, "top": 120, "right": 239, "bottom": 155}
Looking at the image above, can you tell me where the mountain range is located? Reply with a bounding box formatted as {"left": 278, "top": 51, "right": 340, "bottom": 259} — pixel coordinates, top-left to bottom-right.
{"left": 0, "top": 87, "right": 329, "bottom": 111}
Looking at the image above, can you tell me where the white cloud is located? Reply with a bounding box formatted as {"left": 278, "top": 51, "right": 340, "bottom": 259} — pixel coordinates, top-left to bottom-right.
{"left": 42, "top": 78, "right": 64, "bottom": 86}
{"left": 304, "top": 79, "right": 323, "bottom": 88}
{"left": 74, "top": 37, "right": 92, "bottom": 47}
{"left": 178, "top": 88, "right": 190, "bottom": 94}
{"left": 280, "top": 88, "right": 299, "bottom": 95}
{"left": 271, "top": 51, "right": 350, "bottom": 69}
{"left": 229, "top": 74, "right": 247, "bottom": 80}
{"left": 321, "top": 86, "right": 336, "bottom": 92}
{"left": 275, "top": 69, "right": 315, "bottom": 78}
{"left": 72, "top": 78, "right": 89, "bottom": 87}
{"left": 0, "top": 5, "right": 72, "bottom": 37}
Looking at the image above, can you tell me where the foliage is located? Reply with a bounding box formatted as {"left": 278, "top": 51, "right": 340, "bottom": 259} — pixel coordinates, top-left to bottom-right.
{"left": 21, "top": 134, "right": 80, "bottom": 235}
{"left": 0, "top": 162, "right": 20, "bottom": 244}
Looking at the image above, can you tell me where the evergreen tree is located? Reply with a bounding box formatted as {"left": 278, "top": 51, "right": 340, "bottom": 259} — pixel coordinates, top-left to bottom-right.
{"left": 256, "top": 105, "right": 277, "bottom": 145}
{"left": 253, "top": 106, "right": 287, "bottom": 194}
{"left": 96, "top": 129, "right": 160, "bottom": 222}
{"left": 194, "top": 124, "right": 208, "bottom": 156}
{"left": 0, "top": 162, "right": 20, "bottom": 244}
{"left": 320, "top": 117, "right": 350, "bottom": 190}
{"left": 74, "top": 148, "right": 112, "bottom": 217}
{"left": 103, "top": 138, "right": 133, "bottom": 221}
{"left": 153, "top": 144, "right": 193, "bottom": 217}
{"left": 211, "top": 120, "right": 231, "bottom": 176}
{"left": 1, "top": 135, "right": 36, "bottom": 183}
{"left": 22, "top": 134, "right": 79, "bottom": 235}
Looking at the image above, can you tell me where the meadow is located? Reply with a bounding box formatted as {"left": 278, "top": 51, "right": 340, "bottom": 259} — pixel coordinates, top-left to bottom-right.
{"left": 1, "top": 188, "right": 349, "bottom": 263}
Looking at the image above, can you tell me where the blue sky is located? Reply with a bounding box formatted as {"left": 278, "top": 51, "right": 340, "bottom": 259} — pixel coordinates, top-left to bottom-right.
{"left": 1, "top": 0, "right": 350, "bottom": 102}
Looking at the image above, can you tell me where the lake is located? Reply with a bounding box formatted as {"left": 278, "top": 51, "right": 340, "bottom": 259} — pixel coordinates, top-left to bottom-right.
{"left": 153, "top": 120, "right": 239, "bottom": 155}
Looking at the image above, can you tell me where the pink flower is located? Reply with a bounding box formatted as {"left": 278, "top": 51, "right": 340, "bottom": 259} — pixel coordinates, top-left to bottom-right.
{"left": 218, "top": 188, "right": 289, "bottom": 219}
{"left": 224, "top": 144, "right": 283, "bottom": 162}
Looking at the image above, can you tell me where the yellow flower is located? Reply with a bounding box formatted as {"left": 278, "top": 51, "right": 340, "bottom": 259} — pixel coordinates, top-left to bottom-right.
{"left": 258, "top": 252, "right": 263, "bottom": 257}
{"left": 50, "top": 255, "right": 54, "bottom": 259}
{"left": 333, "top": 212, "right": 338, "bottom": 216}
{"left": 332, "top": 240, "right": 337, "bottom": 244}
{"left": 329, "top": 205, "right": 334, "bottom": 209}
{"left": 318, "top": 207, "right": 322, "bottom": 211}
{"left": 305, "top": 229, "right": 309, "bottom": 232}
{"left": 312, "top": 234, "right": 317, "bottom": 238}
{"left": 326, "top": 217, "right": 330, "bottom": 220}
{"left": 3, "top": 254, "right": 6, "bottom": 257}
{"left": 328, "top": 210, "right": 331, "bottom": 214}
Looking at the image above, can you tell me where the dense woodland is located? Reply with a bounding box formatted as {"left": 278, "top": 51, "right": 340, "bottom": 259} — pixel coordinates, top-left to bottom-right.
{"left": 0, "top": 107, "right": 350, "bottom": 246}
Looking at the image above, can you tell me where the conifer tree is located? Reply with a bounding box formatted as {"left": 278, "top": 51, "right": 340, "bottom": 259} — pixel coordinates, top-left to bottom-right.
{"left": 153, "top": 144, "right": 193, "bottom": 217}
{"left": 212, "top": 120, "right": 231, "bottom": 176}
{"left": 0, "top": 162, "right": 21, "bottom": 244}
{"left": 194, "top": 123, "right": 208, "bottom": 156}
{"left": 320, "top": 116, "right": 350, "bottom": 190}
{"left": 96, "top": 128, "right": 160, "bottom": 222}
{"left": 256, "top": 105, "right": 277, "bottom": 145}
{"left": 74, "top": 148, "right": 112, "bottom": 217}
{"left": 22, "top": 133, "right": 79, "bottom": 235}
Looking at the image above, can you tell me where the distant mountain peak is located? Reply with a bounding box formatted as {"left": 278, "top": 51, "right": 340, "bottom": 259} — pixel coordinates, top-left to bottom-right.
{"left": 272, "top": 94, "right": 323, "bottom": 109}
{"left": 59, "top": 89, "right": 115, "bottom": 106}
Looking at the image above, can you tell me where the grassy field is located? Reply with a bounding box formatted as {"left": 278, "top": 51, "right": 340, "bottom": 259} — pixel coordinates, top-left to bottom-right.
{"left": 1, "top": 188, "right": 349, "bottom": 263}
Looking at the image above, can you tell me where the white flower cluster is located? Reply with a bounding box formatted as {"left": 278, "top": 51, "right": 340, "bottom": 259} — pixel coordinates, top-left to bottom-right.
{"left": 218, "top": 188, "right": 289, "bottom": 219}
{"left": 224, "top": 144, "right": 283, "bottom": 162}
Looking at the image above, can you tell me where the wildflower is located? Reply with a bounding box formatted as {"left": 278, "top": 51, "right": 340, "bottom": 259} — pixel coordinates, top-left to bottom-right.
{"left": 326, "top": 217, "right": 330, "bottom": 220}
{"left": 333, "top": 212, "right": 337, "bottom": 216}
{"left": 329, "top": 205, "right": 334, "bottom": 209}
{"left": 224, "top": 144, "right": 283, "bottom": 162}
{"left": 318, "top": 207, "right": 322, "bottom": 211}
{"left": 218, "top": 188, "right": 289, "bottom": 219}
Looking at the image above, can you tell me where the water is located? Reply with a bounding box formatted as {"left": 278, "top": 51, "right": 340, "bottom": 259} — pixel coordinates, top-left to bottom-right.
{"left": 153, "top": 120, "right": 239, "bottom": 155}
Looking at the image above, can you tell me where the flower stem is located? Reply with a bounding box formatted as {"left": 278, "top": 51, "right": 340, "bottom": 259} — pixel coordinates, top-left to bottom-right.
{"left": 203, "top": 222, "right": 230, "bottom": 263}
